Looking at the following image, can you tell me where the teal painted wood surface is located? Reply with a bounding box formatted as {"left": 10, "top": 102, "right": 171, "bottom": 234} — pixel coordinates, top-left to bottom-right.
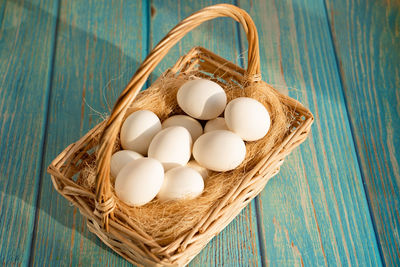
{"left": 325, "top": 0, "right": 400, "bottom": 265}
{"left": 28, "top": 1, "right": 146, "bottom": 266}
{"left": 0, "top": 0, "right": 58, "bottom": 265}
{"left": 0, "top": 0, "right": 398, "bottom": 266}
{"left": 239, "top": 0, "right": 382, "bottom": 265}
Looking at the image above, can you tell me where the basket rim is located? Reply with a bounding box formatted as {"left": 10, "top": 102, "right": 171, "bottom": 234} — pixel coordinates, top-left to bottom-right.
{"left": 48, "top": 45, "right": 314, "bottom": 266}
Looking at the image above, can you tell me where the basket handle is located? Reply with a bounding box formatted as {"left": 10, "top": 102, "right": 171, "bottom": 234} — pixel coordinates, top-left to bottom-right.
{"left": 95, "top": 3, "right": 261, "bottom": 228}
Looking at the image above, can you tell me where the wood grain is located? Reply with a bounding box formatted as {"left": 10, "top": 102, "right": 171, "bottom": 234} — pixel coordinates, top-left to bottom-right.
{"left": 150, "top": 1, "right": 262, "bottom": 266}
{"left": 325, "top": 0, "right": 400, "bottom": 265}
{"left": 0, "top": 0, "right": 58, "bottom": 265}
{"left": 29, "top": 1, "right": 146, "bottom": 266}
{"left": 238, "top": 0, "right": 383, "bottom": 265}
{"left": 1, "top": 0, "right": 394, "bottom": 266}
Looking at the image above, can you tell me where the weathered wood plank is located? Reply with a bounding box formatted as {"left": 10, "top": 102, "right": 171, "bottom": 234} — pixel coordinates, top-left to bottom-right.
{"left": 29, "top": 1, "right": 147, "bottom": 266}
{"left": 239, "top": 0, "right": 383, "bottom": 265}
{"left": 150, "top": 1, "right": 262, "bottom": 266}
{"left": 0, "top": 0, "right": 58, "bottom": 265}
{"left": 325, "top": 0, "right": 400, "bottom": 265}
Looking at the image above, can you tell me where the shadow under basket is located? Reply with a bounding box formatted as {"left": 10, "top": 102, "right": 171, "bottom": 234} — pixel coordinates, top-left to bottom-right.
{"left": 48, "top": 4, "right": 313, "bottom": 267}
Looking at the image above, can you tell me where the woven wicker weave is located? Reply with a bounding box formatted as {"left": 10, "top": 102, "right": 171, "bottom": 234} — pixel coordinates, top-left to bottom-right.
{"left": 48, "top": 4, "right": 313, "bottom": 266}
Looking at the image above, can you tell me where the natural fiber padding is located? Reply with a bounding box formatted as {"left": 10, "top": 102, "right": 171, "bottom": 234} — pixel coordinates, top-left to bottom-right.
{"left": 77, "top": 70, "right": 289, "bottom": 245}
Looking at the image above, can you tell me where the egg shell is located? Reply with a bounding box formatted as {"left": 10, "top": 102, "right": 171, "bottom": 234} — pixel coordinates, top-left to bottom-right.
{"left": 193, "top": 130, "right": 246, "bottom": 172}
{"left": 177, "top": 79, "right": 227, "bottom": 120}
{"left": 224, "top": 97, "right": 271, "bottom": 141}
{"left": 110, "top": 150, "right": 143, "bottom": 178}
{"left": 157, "top": 166, "right": 204, "bottom": 201}
{"left": 115, "top": 158, "right": 164, "bottom": 206}
{"left": 186, "top": 160, "right": 210, "bottom": 179}
{"left": 148, "top": 126, "right": 192, "bottom": 171}
{"left": 204, "top": 117, "right": 229, "bottom": 133}
{"left": 120, "top": 110, "right": 162, "bottom": 155}
{"left": 162, "top": 115, "right": 203, "bottom": 141}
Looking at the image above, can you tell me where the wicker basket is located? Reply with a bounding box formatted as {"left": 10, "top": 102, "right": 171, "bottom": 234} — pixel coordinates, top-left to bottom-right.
{"left": 48, "top": 4, "right": 313, "bottom": 266}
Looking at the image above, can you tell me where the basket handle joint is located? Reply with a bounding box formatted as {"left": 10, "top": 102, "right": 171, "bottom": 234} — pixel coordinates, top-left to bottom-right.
{"left": 94, "top": 197, "right": 116, "bottom": 230}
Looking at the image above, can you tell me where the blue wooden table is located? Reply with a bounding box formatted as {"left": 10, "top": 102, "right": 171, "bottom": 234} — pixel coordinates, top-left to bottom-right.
{"left": 1, "top": 0, "right": 398, "bottom": 266}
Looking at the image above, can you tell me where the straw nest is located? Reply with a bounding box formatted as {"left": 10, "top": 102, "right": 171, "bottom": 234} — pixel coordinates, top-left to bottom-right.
{"left": 77, "top": 71, "right": 289, "bottom": 245}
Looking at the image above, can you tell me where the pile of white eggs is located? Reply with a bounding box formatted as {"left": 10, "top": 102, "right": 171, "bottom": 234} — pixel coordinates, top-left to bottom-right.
{"left": 112, "top": 78, "right": 271, "bottom": 206}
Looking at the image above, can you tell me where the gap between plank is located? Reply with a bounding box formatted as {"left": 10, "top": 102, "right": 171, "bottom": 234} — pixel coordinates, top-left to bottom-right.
{"left": 27, "top": 0, "right": 62, "bottom": 266}
{"left": 321, "top": 0, "right": 384, "bottom": 265}
{"left": 142, "top": 0, "right": 151, "bottom": 90}
{"left": 234, "top": 0, "right": 267, "bottom": 265}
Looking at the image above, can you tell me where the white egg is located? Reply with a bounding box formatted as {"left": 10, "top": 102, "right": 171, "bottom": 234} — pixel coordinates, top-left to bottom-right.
{"left": 158, "top": 166, "right": 204, "bottom": 201}
{"left": 110, "top": 150, "right": 143, "bottom": 178}
{"left": 148, "top": 126, "right": 192, "bottom": 171}
{"left": 177, "top": 79, "right": 227, "bottom": 120}
{"left": 120, "top": 110, "right": 162, "bottom": 155}
{"left": 115, "top": 158, "right": 164, "bottom": 206}
{"left": 224, "top": 97, "right": 270, "bottom": 141}
{"left": 162, "top": 115, "right": 203, "bottom": 141}
{"left": 193, "top": 130, "right": 246, "bottom": 172}
{"left": 186, "top": 160, "right": 210, "bottom": 179}
{"left": 204, "top": 117, "right": 229, "bottom": 132}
